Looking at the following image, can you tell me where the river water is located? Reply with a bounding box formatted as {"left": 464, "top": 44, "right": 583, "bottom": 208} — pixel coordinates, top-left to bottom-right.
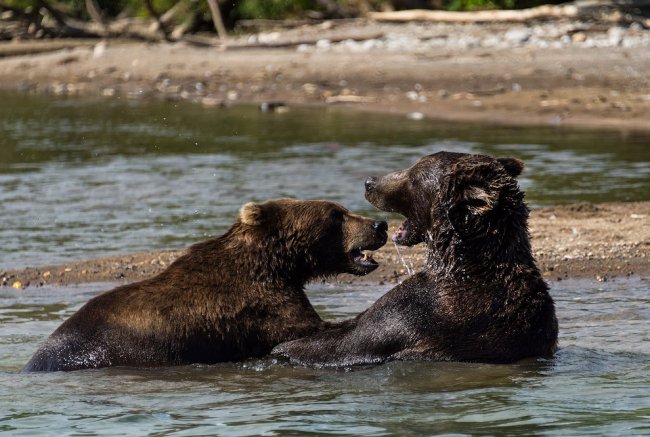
{"left": 1, "top": 92, "right": 649, "bottom": 435}
{"left": 1, "top": 279, "right": 649, "bottom": 435}
{"left": 1, "top": 92, "right": 649, "bottom": 269}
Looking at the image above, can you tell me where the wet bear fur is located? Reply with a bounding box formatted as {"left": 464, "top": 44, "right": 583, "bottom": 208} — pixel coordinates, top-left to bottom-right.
{"left": 273, "top": 152, "right": 558, "bottom": 366}
{"left": 24, "top": 199, "right": 387, "bottom": 372}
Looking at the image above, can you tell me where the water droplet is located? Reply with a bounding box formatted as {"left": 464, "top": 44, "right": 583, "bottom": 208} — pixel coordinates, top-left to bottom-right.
{"left": 393, "top": 241, "right": 415, "bottom": 276}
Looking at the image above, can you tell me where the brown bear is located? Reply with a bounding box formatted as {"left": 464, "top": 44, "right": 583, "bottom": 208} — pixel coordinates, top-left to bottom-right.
{"left": 23, "top": 198, "right": 388, "bottom": 372}
{"left": 273, "top": 152, "right": 558, "bottom": 366}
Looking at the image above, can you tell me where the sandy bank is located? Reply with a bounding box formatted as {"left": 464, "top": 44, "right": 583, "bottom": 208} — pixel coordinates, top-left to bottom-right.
{"left": 0, "top": 19, "right": 649, "bottom": 131}
{"left": 1, "top": 20, "right": 648, "bottom": 288}
{"left": 2, "top": 201, "right": 648, "bottom": 289}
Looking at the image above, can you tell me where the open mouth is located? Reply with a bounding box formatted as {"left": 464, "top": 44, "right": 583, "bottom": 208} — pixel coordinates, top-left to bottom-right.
{"left": 392, "top": 217, "right": 423, "bottom": 247}
{"left": 392, "top": 218, "right": 412, "bottom": 245}
{"left": 349, "top": 248, "right": 379, "bottom": 275}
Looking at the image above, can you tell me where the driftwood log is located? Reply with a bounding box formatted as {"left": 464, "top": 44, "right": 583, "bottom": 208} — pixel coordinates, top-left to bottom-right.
{"left": 369, "top": 0, "right": 650, "bottom": 25}
{"left": 206, "top": 0, "right": 228, "bottom": 39}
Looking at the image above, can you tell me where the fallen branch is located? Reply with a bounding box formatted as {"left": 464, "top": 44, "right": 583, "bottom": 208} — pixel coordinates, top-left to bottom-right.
{"left": 160, "top": 2, "right": 184, "bottom": 24}
{"left": 144, "top": 0, "right": 172, "bottom": 41}
{"left": 325, "top": 95, "right": 376, "bottom": 104}
{"left": 235, "top": 18, "right": 316, "bottom": 30}
{"left": 369, "top": 0, "right": 650, "bottom": 24}
{"left": 206, "top": 0, "right": 227, "bottom": 39}
{"left": 84, "top": 0, "right": 105, "bottom": 25}
{"left": 34, "top": 0, "right": 67, "bottom": 28}
{"left": 0, "top": 39, "right": 96, "bottom": 58}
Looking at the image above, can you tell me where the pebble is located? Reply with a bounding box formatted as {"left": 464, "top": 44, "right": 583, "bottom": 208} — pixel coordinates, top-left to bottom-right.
{"left": 259, "top": 101, "right": 288, "bottom": 112}
{"left": 101, "top": 87, "right": 117, "bottom": 97}
{"left": 316, "top": 39, "right": 331, "bottom": 49}
{"left": 93, "top": 41, "right": 107, "bottom": 58}
{"left": 200, "top": 97, "right": 223, "bottom": 107}
{"left": 608, "top": 26, "right": 624, "bottom": 46}
{"left": 405, "top": 91, "right": 419, "bottom": 101}
{"left": 504, "top": 28, "right": 531, "bottom": 44}
{"left": 571, "top": 32, "right": 587, "bottom": 43}
{"left": 289, "top": 21, "right": 649, "bottom": 54}
{"left": 302, "top": 83, "right": 319, "bottom": 96}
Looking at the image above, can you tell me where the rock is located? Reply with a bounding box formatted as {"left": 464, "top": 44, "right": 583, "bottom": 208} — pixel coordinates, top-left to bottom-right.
{"left": 405, "top": 91, "right": 419, "bottom": 101}
{"left": 302, "top": 83, "right": 319, "bottom": 96}
{"left": 504, "top": 28, "right": 531, "bottom": 44}
{"left": 93, "top": 41, "right": 107, "bottom": 59}
{"left": 259, "top": 101, "right": 287, "bottom": 112}
{"left": 316, "top": 39, "right": 331, "bottom": 50}
{"left": 200, "top": 97, "right": 223, "bottom": 107}
{"left": 572, "top": 32, "right": 587, "bottom": 43}
{"left": 406, "top": 112, "right": 424, "bottom": 120}
{"left": 101, "top": 87, "right": 117, "bottom": 97}
{"left": 608, "top": 27, "right": 624, "bottom": 47}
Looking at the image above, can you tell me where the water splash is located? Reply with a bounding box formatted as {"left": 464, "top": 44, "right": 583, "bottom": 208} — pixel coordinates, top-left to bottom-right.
{"left": 393, "top": 241, "right": 415, "bottom": 276}
{"left": 424, "top": 231, "right": 435, "bottom": 266}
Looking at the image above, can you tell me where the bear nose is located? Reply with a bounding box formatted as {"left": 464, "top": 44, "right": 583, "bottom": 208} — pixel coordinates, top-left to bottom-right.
{"left": 365, "top": 177, "right": 377, "bottom": 193}
{"left": 372, "top": 220, "right": 388, "bottom": 233}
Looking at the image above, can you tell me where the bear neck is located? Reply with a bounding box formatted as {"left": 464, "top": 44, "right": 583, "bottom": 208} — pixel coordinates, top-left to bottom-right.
{"left": 186, "top": 225, "right": 317, "bottom": 290}
{"left": 427, "top": 200, "right": 538, "bottom": 283}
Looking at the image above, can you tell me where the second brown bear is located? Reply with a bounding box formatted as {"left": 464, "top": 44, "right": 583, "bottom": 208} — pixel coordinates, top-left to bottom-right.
{"left": 24, "top": 198, "right": 388, "bottom": 372}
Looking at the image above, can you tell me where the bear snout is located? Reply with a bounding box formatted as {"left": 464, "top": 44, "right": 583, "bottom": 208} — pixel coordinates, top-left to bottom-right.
{"left": 372, "top": 220, "right": 388, "bottom": 239}
{"left": 365, "top": 176, "right": 377, "bottom": 193}
{"left": 369, "top": 220, "right": 388, "bottom": 248}
{"left": 372, "top": 220, "right": 387, "bottom": 232}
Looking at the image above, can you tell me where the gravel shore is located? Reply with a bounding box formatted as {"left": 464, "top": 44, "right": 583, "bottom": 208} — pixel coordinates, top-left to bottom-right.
{"left": 1, "top": 19, "right": 649, "bottom": 131}
{"left": 1, "top": 18, "right": 648, "bottom": 288}
{"left": 3, "top": 202, "right": 648, "bottom": 289}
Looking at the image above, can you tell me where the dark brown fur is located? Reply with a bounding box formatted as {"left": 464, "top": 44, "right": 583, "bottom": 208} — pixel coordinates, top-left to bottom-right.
{"left": 273, "top": 152, "right": 558, "bottom": 366}
{"left": 24, "top": 199, "right": 387, "bottom": 371}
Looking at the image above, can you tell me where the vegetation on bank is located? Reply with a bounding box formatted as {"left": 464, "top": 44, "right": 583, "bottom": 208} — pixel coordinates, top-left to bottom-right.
{"left": 0, "top": 0, "right": 570, "bottom": 41}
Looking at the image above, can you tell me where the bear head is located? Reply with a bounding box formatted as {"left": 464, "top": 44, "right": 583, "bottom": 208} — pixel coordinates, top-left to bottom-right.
{"left": 364, "top": 151, "right": 525, "bottom": 247}
{"left": 237, "top": 198, "right": 388, "bottom": 278}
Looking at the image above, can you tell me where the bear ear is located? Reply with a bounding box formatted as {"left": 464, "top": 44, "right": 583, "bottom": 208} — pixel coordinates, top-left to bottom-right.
{"left": 239, "top": 202, "right": 265, "bottom": 226}
{"left": 447, "top": 185, "right": 496, "bottom": 234}
{"left": 496, "top": 157, "right": 524, "bottom": 178}
{"left": 446, "top": 159, "right": 499, "bottom": 237}
{"left": 460, "top": 185, "right": 495, "bottom": 214}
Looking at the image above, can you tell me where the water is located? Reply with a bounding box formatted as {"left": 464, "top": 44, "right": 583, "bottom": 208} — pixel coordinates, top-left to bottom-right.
{"left": 1, "top": 278, "right": 649, "bottom": 435}
{"left": 1, "top": 91, "right": 649, "bottom": 269}
{"left": 0, "top": 92, "right": 649, "bottom": 434}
